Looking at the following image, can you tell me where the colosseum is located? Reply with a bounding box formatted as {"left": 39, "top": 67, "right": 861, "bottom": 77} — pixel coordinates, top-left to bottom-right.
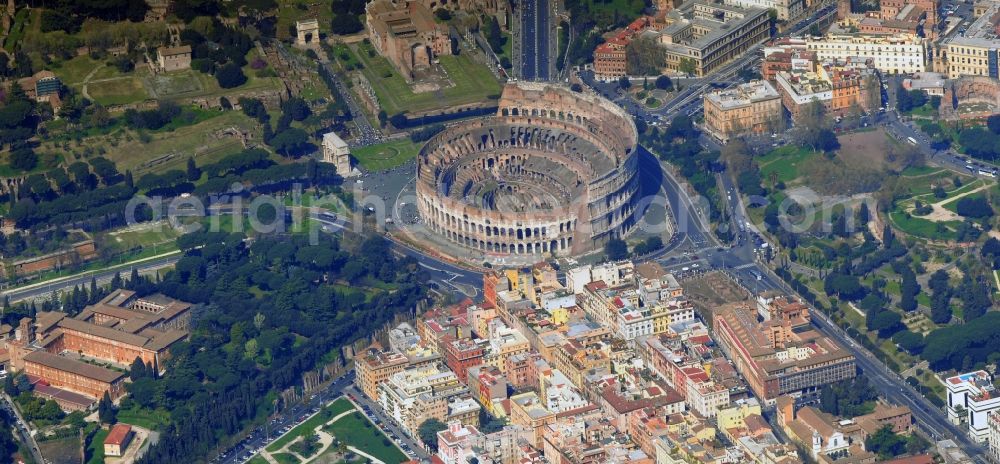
{"left": 415, "top": 82, "right": 643, "bottom": 257}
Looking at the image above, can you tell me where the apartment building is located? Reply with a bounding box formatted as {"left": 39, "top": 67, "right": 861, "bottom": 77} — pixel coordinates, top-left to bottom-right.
{"left": 806, "top": 33, "right": 926, "bottom": 74}
{"left": 773, "top": 61, "right": 880, "bottom": 121}
{"left": 593, "top": 17, "right": 658, "bottom": 80}
{"left": 355, "top": 349, "right": 410, "bottom": 401}
{"left": 713, "top": 303, "right": 856, "bottom": 404}
{"left": 377, "top": 363, "right": 480, "bottom": 436}
{"left": 485, "top": 322, "right": 531, "bottom": 372}
{"left": 684, "top": 372, "right": 731, "bottom": 418}
{"left": 437, "top": 420, "right": 534, "bottom": 464}
{"left": 703, "top": 80, "right": 783, "bottom": 143}
{"left": 724, "top": 0, "right": 805, "bottom": 20}
{"left": 467, "top": 365, "right": 509, "bottom": 416}
{"left": 944, "top": 1, "right": 1000, "bottom": 78}
{"left": 445, "top": 337, "right": 487, "bottom": 384}
{"left": 510, "top": 392, "right": 557, "bottom": 449}
{"left": 946, "top": 370, "right": 1000, "bottom": 443}
{"left": 655, "top": 1, "right": 772, "bottom": 77}
{"left": 539, "top": 368, "right": 589, "bottom": 413}
{"left": 989, "top": 411, "right": 1000, "bottom": 464}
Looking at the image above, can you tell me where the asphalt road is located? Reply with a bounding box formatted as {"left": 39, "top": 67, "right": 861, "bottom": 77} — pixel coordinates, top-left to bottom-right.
{"left": 519, "top": 0, "right": 538, "bottom": 80}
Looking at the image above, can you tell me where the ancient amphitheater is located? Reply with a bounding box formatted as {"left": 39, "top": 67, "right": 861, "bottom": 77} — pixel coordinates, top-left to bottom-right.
{"left": 415, "top": 82, "right": 644, "bottom": 257}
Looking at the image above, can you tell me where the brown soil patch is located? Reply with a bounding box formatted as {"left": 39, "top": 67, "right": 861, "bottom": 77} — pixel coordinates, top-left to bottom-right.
{"left": 837, "top": 129, "right": 892, "bottom": 167}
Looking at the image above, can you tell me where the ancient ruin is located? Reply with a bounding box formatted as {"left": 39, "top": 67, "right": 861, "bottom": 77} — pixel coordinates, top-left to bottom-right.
{"left": 415, "top": 82, "right": 649, "bottom": 257}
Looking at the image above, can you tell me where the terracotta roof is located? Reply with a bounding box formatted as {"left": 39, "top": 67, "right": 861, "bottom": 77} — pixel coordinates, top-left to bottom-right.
{"left": 58, "top": 318, "right": 151, "bottom": 347}
{"left": 105, "top": 424, "right": 133, "bottom": 446}
{"left": 24, "top": 351, "right": 125, "bottom": 384}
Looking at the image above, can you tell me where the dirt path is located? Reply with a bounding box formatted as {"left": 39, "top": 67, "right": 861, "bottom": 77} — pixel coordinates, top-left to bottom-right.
{"left": 911, "top": 182, "right": 993, "bottom": 222}
{"left": 79, "top": 64, "right": 103, "bottom": 100}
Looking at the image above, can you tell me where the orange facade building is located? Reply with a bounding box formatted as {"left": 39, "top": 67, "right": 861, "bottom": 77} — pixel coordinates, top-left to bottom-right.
{"left": 24, "top": 351, "right": 126, "bottom": 400}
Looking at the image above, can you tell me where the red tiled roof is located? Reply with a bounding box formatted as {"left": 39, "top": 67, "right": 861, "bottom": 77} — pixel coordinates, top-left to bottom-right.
{"left": 105, "top": 424, "right": 132, "bottom": 446}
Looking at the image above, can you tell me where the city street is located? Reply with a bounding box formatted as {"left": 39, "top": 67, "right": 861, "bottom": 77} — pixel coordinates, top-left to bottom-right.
{"left": 217, "top": 370, "right": 429, "bottom": 464}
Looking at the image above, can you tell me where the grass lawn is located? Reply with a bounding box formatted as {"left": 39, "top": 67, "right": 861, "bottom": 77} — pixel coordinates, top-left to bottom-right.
{"left": 85, "top": 429, "right": 109, "bottom": 464}
{"left": 102, "top": 223, "right": 181, "bottom": 253}
{"left": 80, "top": 111, "right": 260, "bottom": 176}
{"left": 942, "top": 191, "right": 985, "bottom": 213}
{"left": 332, "top": 43, "right": 361, "bottom": 70}
{"left": 266, "top": 398, "right": 356, "bottom": 453}
{"left": 51, "top": 56, "right": 105, "bottom": 85}
{"left": 757, "top": 145, "right": 817, "bottom": 184}
{"left": 117, "top": 407, "right": 171, "bottom": 430}
{"left": 323, "top": 411, "right": 407, "bottom": 464}
{"left": 272, "top": 453, "right": 300, "bottom": 464}
{"left": 889, "top": 211, "right": 958, "bottom": 241}
{"left": 352, "top": 42, "right": 501, "bottom": 116}
{"left": 247, "top": 457, "right": 270, "bottom": 464}
{"left": 4, "top": 8, "right": 29, "bottom": 52}
{"left": 88, "top": 76, "right": 151, "bottom": 106}
{"left": 353, "top": 138, "right": 420, "bottom": 171}
{"left": 908, "top": 104, "right": 937, "bottom": 118}
{"left": 901, "top": 165, "right": 942, "bottom": 177}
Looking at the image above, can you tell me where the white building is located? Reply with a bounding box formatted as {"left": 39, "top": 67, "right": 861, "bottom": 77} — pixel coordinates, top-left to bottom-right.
{"left": 989, "top": 411, "right": 1000, "bottom": 464}
{"left": 946, "top": 370, "right": 1000, "bottom": 443}
{"left": 539, "top": 289, "right": 576, "bottom": 313}
{"left": 806, "top": 34, "right": 926, "bottom": 74}
{"left": 377, "top": 363, "right": 479, "bottom": 436}
{"left": 321, "top": 132, "right": 356, "bottom": 177}
{"left": 686, "top": 376, "right": 731, "bottom": 418}
{"left": 540, "top": 368, "right": 589, "bottom": 413}
{"left": 615, "top": 305, "right": 654, "bottom": 341}
{"left": 722, "top": 0, "right": 805, "bottom": 20}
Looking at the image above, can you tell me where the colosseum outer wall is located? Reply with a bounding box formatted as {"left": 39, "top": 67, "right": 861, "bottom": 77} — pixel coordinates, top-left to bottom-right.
{"left": 415, "top": 82, "right": 646, "bottom": 257}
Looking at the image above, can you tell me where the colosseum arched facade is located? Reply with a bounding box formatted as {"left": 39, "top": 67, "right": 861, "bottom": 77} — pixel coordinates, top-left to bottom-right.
{"left": 416, "top": 82, "right": 644, "bottom": 257}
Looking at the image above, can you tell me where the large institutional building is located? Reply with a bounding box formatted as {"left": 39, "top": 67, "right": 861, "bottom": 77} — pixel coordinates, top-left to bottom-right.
{"left": 655, "top": 1, "right": 771, "bottom": 77}
{"left": 702, "top": 80, "right": 783, "bottom": 143}
{"left": 712, "top": 302, "right": 856, "bottom": 405}
{"left": 415, "top": 82, "right": 647, "bottom": 257}
{"left": 944, "top": 1, "right": 1000, "bottom": 79}
{"left": 4, "top": 290, "right": 191, "bottom": 409}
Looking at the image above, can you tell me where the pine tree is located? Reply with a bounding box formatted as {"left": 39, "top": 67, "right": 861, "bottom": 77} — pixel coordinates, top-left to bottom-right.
{"left": 883, "top": 223, "right": 894, "bottom": 249}
{"left": 90, "top": 277, "right": 99, "bottom": 304}
{"left": 130, "top": 357, "right": 147, "bottom": 381}
{"left": 130, "top": 268, "right": 140, "bottom": 286}
{"left": 186, "top": 157, "right": 200, "bottom": 182}
{"left": 151, "top": 358, "right": 159, "bottom": 379}
{"left": 98, "top": 392, "right": 116, "bottom": 424}
{"left": 3, "top": 375, "right": 15, "bottom": 396}
{"left": 111, "top": 271, "right": 123, "bottom": 290}
{"left": 125, "top": 170, "right": 134, "bottom": 190}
